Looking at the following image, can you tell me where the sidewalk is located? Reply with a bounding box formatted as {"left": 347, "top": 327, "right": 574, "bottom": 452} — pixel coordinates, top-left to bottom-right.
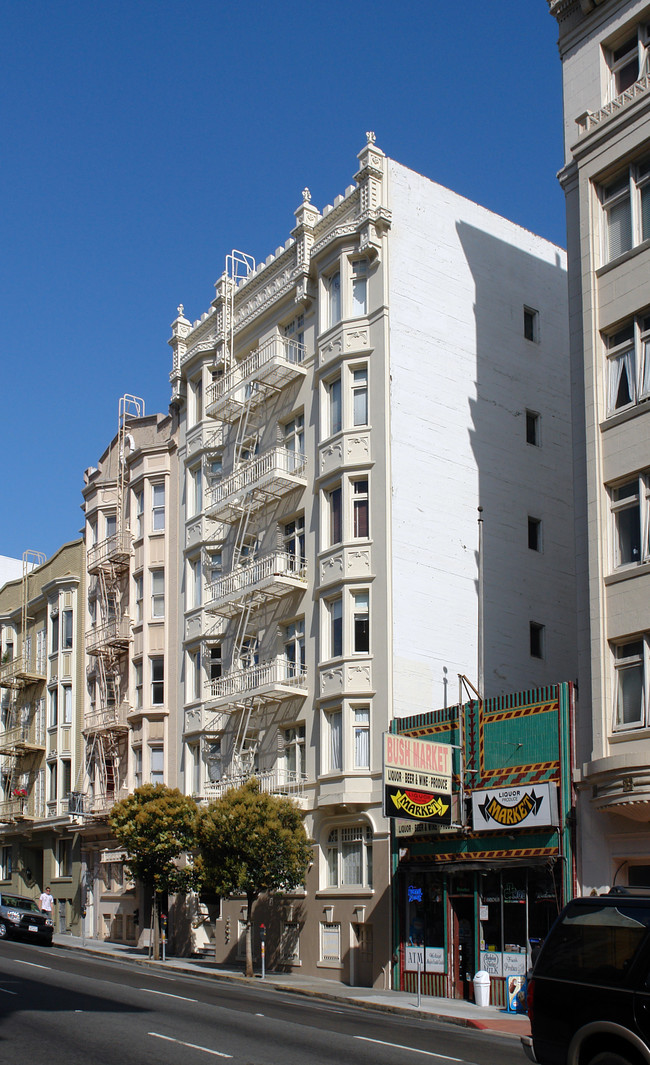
{"left": 52, "top": 933, "right": 530, "bottom": 1039}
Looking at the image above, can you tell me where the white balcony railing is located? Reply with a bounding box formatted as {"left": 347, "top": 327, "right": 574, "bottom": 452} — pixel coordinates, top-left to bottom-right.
{"left": 206, "top": 335, "right": 307, "bottom": 416}
{"left": 206, "top": 447, "right": 306, "bottom": 520}
{"left": 206, "top": 550, "right": 306, "bottom": 612}
{"left": 0, "top": 655, "right": 46, "bottom": 689}
{"left": 580, "top": 74, "right": 650, "bottom": 133}
{"left": 209, "top": 658, "right": 307, "bottom": 703}
{"left": 87, "top": 530, "right": 132, "bottom": 573}
{"left": 85, "top": 617, "right": 131, "bottom": 655}
{"left": 204, "top": 769, "right": 308, "bottom": 802}
{"left": 0, "top": 721, "right": 45, "bottom": 753}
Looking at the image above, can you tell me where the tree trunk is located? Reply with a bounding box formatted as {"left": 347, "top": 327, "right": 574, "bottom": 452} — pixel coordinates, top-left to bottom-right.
{"left": 245, "top": 893, "right": 255, "bottom": 978}
{"left": 152, "top": 891, "right": 160, "bottom": 961}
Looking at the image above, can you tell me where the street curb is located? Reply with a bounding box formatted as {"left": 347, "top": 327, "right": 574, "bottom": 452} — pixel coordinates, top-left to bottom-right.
{"left": 51, "top": 941, "right": 525, "bottom": 1039}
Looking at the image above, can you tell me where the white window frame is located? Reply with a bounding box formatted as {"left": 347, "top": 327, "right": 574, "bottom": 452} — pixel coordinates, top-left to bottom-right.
{"left": 605, "top": 314, "right": 650, "bottom": 415}
{"left": 327, "top": 375, "right": 342, "bottom": 437}
{"left": 149, "top": 745, "right": 164, "bottom": 786}
{"left": 351, "top": 260, "right": 368, "bottom": 317}
{"left": 134, "top": 660, "right": 143, "bottom": 709}
{"left": 351, "top": 365, "right": 369, "bottom": 426}
{"left": 152, "top": 483, "right": 165, "bottom": 531}
{"left": 601, "top": 159, "right": 650, "bottom": 264}
{"left": 189, "top": 465, "right": 203, "bottom": 518}
{"left": 151, "top": 657, "right": 164, "bottom": 706}
{"left": 613, "top": 637, "right": 647, "bottom": 731}
{"left": 352, "top": 478, "right": 369, "bottom": 539}
{"left": 188, "top": 557, "right": 202, "bottom": 610}
{"left": 325, "top": 824, "right": 373, "bottom": 888}
{"left": 135, "top": 489, "right": 144, "bottom": 538}
{"left": 324, "top": 708, "right": 342, "bottom": 773}
{"left": 133, "top": 746, "right": 143, "bottom": 789}
{"left": 62, "top": 684, "right": 72, "bottom": 725}
{"left": 151, "top": 569, "right": 165, "bottom": 618}
{"left": 283, "top": 619, "right": 305, "bottom": 678}
{"left": 352, "top": 590, "right": 369, "bottom": 654}
{"left": 328, "top": 270, "right": 341, "bottom": 328}
{"left": 607, "top": 24, "right": 650, "bottom": 101}
{"left": 353, "top": 706, "right": 370, "bottom": 770}
{"left": 134, "top": 573, "right": 143, "bottom": 623}
{"left": 610, "top": 475, "right": 650, "bottom": 569}
{"left": 281, "top": 724, "right": 305, "bottom": 781}
{"left": 320, "top": 921, "right": 341, "bottom": 962}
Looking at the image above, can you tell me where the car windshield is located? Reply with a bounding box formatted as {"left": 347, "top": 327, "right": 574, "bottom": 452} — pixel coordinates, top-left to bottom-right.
{"left": 0, "top": 896, "right": 40, "bottom": 914}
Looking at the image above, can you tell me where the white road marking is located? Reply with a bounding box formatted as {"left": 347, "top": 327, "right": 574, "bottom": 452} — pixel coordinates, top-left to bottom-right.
{"left": 139, "top": 988, "right": 197, "bottom": 1003}
{"left": 0, "top": 988, "right": 17, "bottom": 995}
{"left": 255, "top": 1012, "right": 264, "bottom": 1016}
{"left": 149, "top": 1032, "right": 232, "bottom": 1057}
{"left": 355, "top": 1036, "right": 478, "bottom": 1063}
{"left": 13, "top": 960, "right": 50, "bottom": 970}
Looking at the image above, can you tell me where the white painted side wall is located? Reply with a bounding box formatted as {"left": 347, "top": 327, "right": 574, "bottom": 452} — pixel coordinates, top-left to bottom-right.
{"left": 387, "top": 160, "right": 575, "bottom": 717}
{"left": 0, "top": 556, "right": 23, "bottom": 590}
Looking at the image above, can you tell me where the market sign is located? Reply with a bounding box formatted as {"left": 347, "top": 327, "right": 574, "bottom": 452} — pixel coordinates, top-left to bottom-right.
{"left": 383, "top": 733, "right": 452, "bottom": 825}
{"left": 471, "top": 782, "right": 558, "bottom": 832}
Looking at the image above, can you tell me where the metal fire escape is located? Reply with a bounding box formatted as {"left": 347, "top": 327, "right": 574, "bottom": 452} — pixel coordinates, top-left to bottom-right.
{"left": 83, "top": 395, "right": 143, "bottom": 813}
{"left": 0, "top": 550, "right": 47, "bottom": 822}
{"left": 203, "top": 253, "right": 309, "bottom": 780}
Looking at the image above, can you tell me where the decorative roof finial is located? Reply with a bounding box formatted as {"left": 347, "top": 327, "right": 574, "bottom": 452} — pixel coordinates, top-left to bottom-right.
{"left": 302, "top": 187, "right": 311, "bottom": 203}
{"left": 366, "top": 131, "right": 376, "bottom": 145}
{"left": 177, "top": 303, "right": 185, "bottom": 317}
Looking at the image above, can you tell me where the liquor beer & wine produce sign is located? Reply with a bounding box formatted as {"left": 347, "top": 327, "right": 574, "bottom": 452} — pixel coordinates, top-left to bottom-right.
{"left": 382, "top": 733, "right": 452, "bottom": 825}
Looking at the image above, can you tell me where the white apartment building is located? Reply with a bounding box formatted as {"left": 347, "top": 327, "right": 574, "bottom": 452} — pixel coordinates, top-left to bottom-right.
{"left": 550, "top": 0, "right": 650, "bottom": 891}
{"left": 169, "top": 135, "right": 576, "bottom": 984}
{"left": 79, "top": 399, "right": 179, "bottom": 944}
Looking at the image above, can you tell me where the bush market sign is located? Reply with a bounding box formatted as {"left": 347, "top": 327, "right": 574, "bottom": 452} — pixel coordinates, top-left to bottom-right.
{"left": 383, "top": 733, "right": 452, "bottom": 825}
{"left": 471, "top": 782, "right": 558, "bottom": 832}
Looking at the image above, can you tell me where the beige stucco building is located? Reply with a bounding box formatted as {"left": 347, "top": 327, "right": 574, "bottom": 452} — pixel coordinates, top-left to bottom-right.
{"left": 0, "top": 541, "right": 85, "bottom": 932}
{"left": 550, "top": 0, "right": 650, "bottom": 889}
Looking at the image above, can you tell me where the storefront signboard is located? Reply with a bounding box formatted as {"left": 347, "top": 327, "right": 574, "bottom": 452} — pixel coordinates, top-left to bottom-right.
{"left": 471, "top": 782, "right": 558, "bottom": 832}
{"left": 503, "top": 952, "right": 528, "bottom": 976}
{"left": 480, "top": 950, "right": 503, "bottom": 976}
{"left": 383, "top": 733, "right": 452, "bottom": 824}
{"left": 404, "top": 945, "right": 445, "bottom": 973}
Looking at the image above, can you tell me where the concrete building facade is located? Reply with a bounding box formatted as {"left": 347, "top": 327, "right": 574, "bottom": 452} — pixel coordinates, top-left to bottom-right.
{"left": 550, "top": 0, "right": 650, "bottom": 891}
{"left": 168, "top": 136, "right": 577, "bottom": 984}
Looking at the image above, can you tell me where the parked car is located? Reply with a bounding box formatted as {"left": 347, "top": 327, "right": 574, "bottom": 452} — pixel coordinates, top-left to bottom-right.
{"left": 0, "top": 893, "right": 53, "bottom": 945}
{"left": 522, "top": 887, "right": 650, "bottom": 1065}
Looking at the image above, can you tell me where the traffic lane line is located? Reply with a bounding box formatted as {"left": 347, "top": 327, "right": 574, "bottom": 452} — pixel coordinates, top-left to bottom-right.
{"left": 355, "top": 1035, "right": 480, "bottom": 1063}
{"left": 149, "top": 1032, "right": 232, "bottom": 1057}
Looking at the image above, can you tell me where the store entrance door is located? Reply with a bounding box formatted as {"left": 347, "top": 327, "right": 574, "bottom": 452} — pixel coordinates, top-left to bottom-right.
{"left": 450, "top": 896, "right": 474, "bottom": 1000}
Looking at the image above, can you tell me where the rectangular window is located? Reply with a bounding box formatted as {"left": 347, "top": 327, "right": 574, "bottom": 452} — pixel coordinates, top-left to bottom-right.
{"left": 601, "top": 158, "right": 650, "bottom": 263}
{"left": 61, "top": 759, "right": 72, "bottom": 801}
{"left": 105, "top": 514, "right": 117, "bottom": 540}
{"left": 353, "top": 479, "right": 369, "bottom": 538}
{"left": 209, "top": 645, "right": 222, "bottom": 682}
{"left": 328, "top": 271, "right": 341, "bottom": 327}
{"left": 353, "top": 591, "right": 369, "bottom": 653}
{"left": 326, "top": 826, "right": 373, "bottom": 887}
{"left": 188, "top": 648, "right": 202, "bottom": 702}
{"left": 328, "top": 376, "right": 342, "bottom": 436}
{"left": 528, "top": 517, "right": 542, "bottom": 552}
{"left": 207, "top": 551, "right": 222, "bottom": 585}
{"left": 151, "top": 570, "right": 165, "bottom": 618}
{"left": 0, "top": 846, "right": 11, "bottom": 881}
{"left": 611, "top": 479, "right": 643, "bottom": 566}
{"left": 50, "top": 613, "right": 59, "bottom": 655}
{"left": 607, "top": 25, "right": 649, "bottom": 99}
{"left": 134, "top": 574, "right": 143, "bottom": 623}
{"left": 48, "top": 762, "right": 57, "bottom": 802}
{"left": 283, "top": 515, "right": 305, "bottom": 563}
{"left": 351, "top": 261, "right": 368, "bottom": 316}
{"left": 133, "top": 746, "right": 142, "bottom": 789}
{"left": 188, "top": 558, "right": 202, "bottom": 610}
{"left": 327, "top": 709, "right": 342, "bottom": 772}
{"left": 614, "top": 639, "right": 645, "bottom": 729}
{"left": 530, "top": 622, "right": 545, "bottom": 660}
{"left": 189, "top": 466, "right": 203, "bottom": 517}
{"left": 329, "top": 485, "right": 342, "bottom": 546}
{"left": 150, "top": 746, "right": 164, "bottom": 786}
{"left": 135, "top": 489, "right": 144, "bottom": 538}
{"left": 526, "top": 410, "right": 541, "bottom": 446}
{"left": 353, "top": 707, "right": 370, "bottom": 769}
{"left": 57, "top": 837, "right": 72, "bottom": 877}
{"left": 151, "top": 658, "right": 164, "bottom": 705}
{"left": 524, "top": 307, "right": 539, "bottom": 342}
{"left": 605, "top": 315, "right": 650, "bottom": 415}
{"left": 62, "top": 609, "right": 73, "bottom": 650}
{"left": 134, "top": 660, "right": 143, "bottom": 709}
{"left": 321, "top": 922, "right": 341, "bottom": 962}
{"left": 283, "top": 413, "right": 304, "bottom": 469}
{"left": 284, "top": 619, "right": 305, "bottom": 677}
{"left": 62, "top": 685, "right": 72, "bottom": 725}
{"left": 152, "top": 483, "right": 165, "bottom": 531}
{"left": 49, "top": 688, "right": 58, "bottom": 728}
{"left": 352, "top": 367, "right": 368, "bottom": 426}
{"left": 191, "top": 375, "right": 203, "bottom": 425}
{"left": 329, "top": 597, "right": 343, "bottom": 659}
{"left": 282, "top": 724, "right": 305, "bottom": 779}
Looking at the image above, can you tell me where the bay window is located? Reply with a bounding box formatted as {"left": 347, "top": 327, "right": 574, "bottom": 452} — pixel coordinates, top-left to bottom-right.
{"left": 326, "top": 709, "right": 342, "bottom": 772}
{"left": 326, "top": 824, "right": 373, "bottom": 888}
{"left": 353, "top": 706, "right": 370, "bottom": 769}
{"left": 613, "top": 638, "right": 646, "bottom": 729}
{"left": 152, "top": 483, "right": 165, "bottom": 530}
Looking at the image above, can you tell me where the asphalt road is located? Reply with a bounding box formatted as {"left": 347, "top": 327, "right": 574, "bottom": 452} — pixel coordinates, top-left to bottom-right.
{"left": 0, "top": 939, "right": 524, "bottom": 1064}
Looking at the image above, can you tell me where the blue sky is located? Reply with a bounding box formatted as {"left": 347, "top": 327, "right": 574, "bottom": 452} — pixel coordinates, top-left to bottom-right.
{"left": 0, "top": 1, "right": 564, "bottom": 561}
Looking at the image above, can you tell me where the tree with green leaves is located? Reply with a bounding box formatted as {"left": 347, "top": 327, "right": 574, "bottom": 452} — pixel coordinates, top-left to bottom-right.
{"left": 109, "top": 783, "right": 199, "bottom": 957}
{"left": 196, "top": 779, "right": 311, "bottom": 977}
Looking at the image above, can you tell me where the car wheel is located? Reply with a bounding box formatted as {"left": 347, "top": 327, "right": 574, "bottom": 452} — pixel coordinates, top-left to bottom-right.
{"left": 0, "top": 923, "right": 7, "bottom": 940}
{"left": 588, "top": 1052, "right": 635, "bottom": 1065}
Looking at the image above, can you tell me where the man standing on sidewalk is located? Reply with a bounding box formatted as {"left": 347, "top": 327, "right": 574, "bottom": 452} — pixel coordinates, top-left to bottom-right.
{"left": 39, "top": 886, "right": 54, "bottom": 915}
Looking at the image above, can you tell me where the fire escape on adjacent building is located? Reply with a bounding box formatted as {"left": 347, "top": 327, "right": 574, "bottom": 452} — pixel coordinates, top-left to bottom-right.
{"left": 82, "top": 395, "right": 143, "bottom": 815}
{"left": 0, "top": 551, "right": 47, "bottom": 823}
{"left": 202, "top": 252, "right": 309, "bottom": 798}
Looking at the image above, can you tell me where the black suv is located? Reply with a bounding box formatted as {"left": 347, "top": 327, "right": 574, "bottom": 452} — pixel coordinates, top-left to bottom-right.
{"left": 0, "top": 893, "right": 54, "bottom": 945}
{"left": 523, "top": 888, "right": 650, "bottom": 1065}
